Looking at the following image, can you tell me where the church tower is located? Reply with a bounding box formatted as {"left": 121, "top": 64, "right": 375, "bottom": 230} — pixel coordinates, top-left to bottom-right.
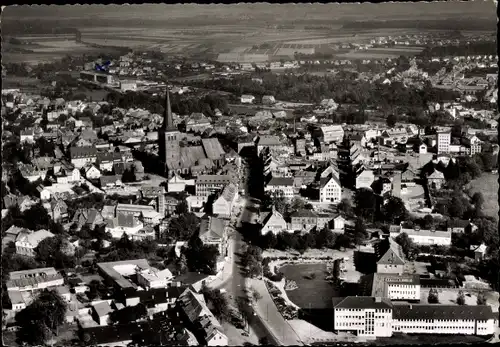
{"left": 158, "top": 87, "right": 181, "bottom": 177}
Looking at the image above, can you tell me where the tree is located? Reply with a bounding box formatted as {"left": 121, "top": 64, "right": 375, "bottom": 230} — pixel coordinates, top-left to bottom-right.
{"left": 386, "top": 114, "right": 397, "bottom": 128}
{"left": 169, "top": 213, "right": 201, "bottom": 240}
{"left": 471, "top": 192, "right": 485, "bottom": 211}
{"left": 351, "top": 218, "right": 368, "bottom": 245}
{"left": 427, "top": 288, "right": 439, "bottom": 304}
{"left": 175, "top": 254, "right": 188, "bottom": 275}
{"left": 337, "top": 198, "right": 354, "bottom": 217}
{"left": 448, "top": 196, "right": 468, "bottom": 219}
{"left": 121, "top": 166, "right": 137, "bottom": 183}
{"left": 354, "top": 188, "right": 378, "bottom": 222}
{"left": 395, "top": 232, "right": 416, "bottom": 259}
{"left": 382, "top": 197, "right": 408, "bottom": 224}
{"left": 183, "top": 235, "right": 219, "bottom": 275}
{"left": 477, "top": 292, "right": 487, "bottom": 305}
{"left": 175, "top": 199, "right": 189, "bottom": 215}
{"left": 16, "top": 289, "right": 68, "bottom": 345}
{"left": 202, "top": 287, "right": 231, "bottom": 322}
{"left": 456, "top": 290, "right": 466, "bottom": 305}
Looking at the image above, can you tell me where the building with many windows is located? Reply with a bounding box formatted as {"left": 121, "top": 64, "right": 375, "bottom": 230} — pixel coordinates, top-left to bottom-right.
{"left": 195, "top": 175, "right": 232, "bottom": 197}
{"left": 436, "top": 131, "right": 451, "bottom": 154}
{"left": 264, "top": 177, "right": 294, "bottom": 199}
{"left": 333, "top": 296, "right": 496, "bottom": 337}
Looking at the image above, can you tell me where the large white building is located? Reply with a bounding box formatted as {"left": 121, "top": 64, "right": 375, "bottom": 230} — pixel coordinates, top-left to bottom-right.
{"left": 15, "top": 229, "right": 55, "bottom": 257}
{"left": 333, "top": 297, "right": 394, "bottom": 337}
{"left": 319, "top": 174, "right": 342, "bottom": 203}
{"left": 7, "top": 267, "right": 64, "bottom": 292}
{"left": 333, "top": 296, "right": 496, "bottom": 337}
{"left": 390, "top": 226, "right": 452, "bottom": 246}
{"left": 321, "top": 125, "right": 345, "bottom": 144}
{"left": 212, "top": 183, "right": 238, "bottom": 218}
{"left": 436, "top": 131, "right": 451, "bottom": 154}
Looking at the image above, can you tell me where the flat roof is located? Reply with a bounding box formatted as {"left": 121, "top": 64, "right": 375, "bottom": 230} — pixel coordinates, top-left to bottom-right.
{"left": 97, "top": 259, "right": 150, "bottom": 290}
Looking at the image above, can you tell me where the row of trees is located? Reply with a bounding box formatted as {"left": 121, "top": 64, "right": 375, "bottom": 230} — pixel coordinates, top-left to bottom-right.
{"left": 105, "top": 90, "right": 230, "bottom": 118}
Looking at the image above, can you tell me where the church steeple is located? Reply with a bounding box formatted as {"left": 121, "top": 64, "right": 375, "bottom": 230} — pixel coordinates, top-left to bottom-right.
{"left": 163, "top": 86, "right": 175, "bottom": 131}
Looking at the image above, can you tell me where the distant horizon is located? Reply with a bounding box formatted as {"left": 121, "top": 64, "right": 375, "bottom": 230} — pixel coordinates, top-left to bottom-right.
{"left": 3, "top": 1, "right": 496, "bottom": 22}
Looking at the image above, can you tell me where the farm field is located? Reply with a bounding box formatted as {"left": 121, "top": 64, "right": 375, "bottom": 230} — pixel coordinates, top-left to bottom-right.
{"left": 467, "top": 172, "right": 499, "bottom": 220}
{"left": 279, "top": 263, "right": 339, "bottom": 309}
{"left": 336, "top": 48, "right": 423, "bottom": 59}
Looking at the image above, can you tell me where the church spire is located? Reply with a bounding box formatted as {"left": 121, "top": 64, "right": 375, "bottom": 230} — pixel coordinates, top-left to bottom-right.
{"left": 163, "top": 86, "right": 174, "bottom": 131}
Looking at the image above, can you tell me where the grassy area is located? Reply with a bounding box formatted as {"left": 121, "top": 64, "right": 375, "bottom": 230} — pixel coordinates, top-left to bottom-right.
{"left": 467, "top": 173, "right": 499, "bottom": 220}
{"left": 279, "top": 263, "right": 338, "bottom": 309}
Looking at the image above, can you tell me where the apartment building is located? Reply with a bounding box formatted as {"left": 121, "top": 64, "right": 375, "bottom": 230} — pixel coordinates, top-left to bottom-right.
{"left": 195, "top": 175, "right": 231, "bottom": 197}
{"left": 116, "top": 204, "right": 155, "bottom": 218}
{"left": 361, "top": 273, "right": 421, "bottom": 301}
{"left": 461, "top": 135, "right": 482, "bottom": 156}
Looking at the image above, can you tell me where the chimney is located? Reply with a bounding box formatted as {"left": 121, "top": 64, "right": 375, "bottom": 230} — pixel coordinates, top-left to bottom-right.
{"left": 409, "top": 304, "right": 412, "bottom": 310}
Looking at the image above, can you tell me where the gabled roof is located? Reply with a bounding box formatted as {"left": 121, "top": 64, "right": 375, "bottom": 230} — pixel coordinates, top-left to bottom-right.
{"left": 201, "top": 138, "right": 225, "bottom": 160}
{"left": 393, "top": 304, "right": 494, "bottom": 321}
{"left": 70, "top": 146, "right": 97, "bottom": 159}
{"left": 290, "top": 209, "right": 317, "bottom": 219}
{"left": 377, "top": 238, "right": 405, "bottom": 266}
{"left": 319, "top": 173, "right": 341, "bottom": 189}
{"left": 267, "top": 177, "right": 294, "bottom": 187}
{"left": 199, "top": 217, "right": 228, "bottom": 241}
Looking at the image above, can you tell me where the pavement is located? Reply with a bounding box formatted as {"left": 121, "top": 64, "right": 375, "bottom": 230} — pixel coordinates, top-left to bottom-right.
{"left": 249, "top": 278, "right": 305, "bottom": 346}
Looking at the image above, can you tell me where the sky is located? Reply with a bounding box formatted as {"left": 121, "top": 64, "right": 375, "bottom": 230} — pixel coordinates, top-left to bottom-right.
{"left": 3, "top": 1, "right": 497, "bottom": 21}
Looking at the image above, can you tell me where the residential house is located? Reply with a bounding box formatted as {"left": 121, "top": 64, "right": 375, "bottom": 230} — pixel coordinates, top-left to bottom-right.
{"left": 446, "top": 219, "right": 477, "bottom": 234}
{"left": 55, "top": 167, "right": 81, "bottom": 184}
{"left": 100, "top": 175, "right": 123, "bottom": 188}
{"left": 259, "top": 207, "right": 288, "bottom": 235}
{"left": 140, "top": 186, "right": 164, "bottom": 199}
{"left": 319, "top": 174, "right": 342, "bottom": 204}
{"left": 185, "top": 113, "right": 211, "bottom": 133}
{"left": 290, "top": 209, "right": 334, "bottom": 232}
{"left": 20, "top": 129, "right": 35, "bottom": 143}
{"left": 461, "top": 135, "right": 482, "bottom": 156}
{"left": 16, "top": 229, "right": 55, "bottom": 257}
{"left": 84, "top": 165, "right": 102, "bottom": 180}
{"left": 265, "top": 177, "right": 294, "bottom": 199}
{"left": 165, "top": 195, "right": 181, "bottom": 216}
{"left": 70, "top": 146, "right": 98, "bottom": 168}
{"left": 177, "top": 288, "right": 228, "bottom": 346}
{"left": 356, "top": 169, "right": 375, "bottom": 190}
{"left": 262, "top": 95, "right": 276, "bottom": 105}
{"left": 427, "top": 170, "right": 445, "bottom": 190}
{"left": 72, "top": 208, "right": 104, "bottom": 229}
{"left": 332, "top": 215, "right": 346, "bottom": 232}
{"left": 375, "top": 238, "right": 405, "bottom": 274}
{"left": 50, "top": 199, "right": 69, "bottom": 222}
{"left": 199, "top": 217, "right": 228, "bottom": 257}
{"left": 167, "top": 174, "right": 194, "bottom": 193}
{"left": 7, "top": 267, "right": 64, "bottom": 293}
{"left": 212, "top": 183, "right": 238, "bottom": 218}
{"left": 240, "top": 95, "right": 255, "bottom": 104}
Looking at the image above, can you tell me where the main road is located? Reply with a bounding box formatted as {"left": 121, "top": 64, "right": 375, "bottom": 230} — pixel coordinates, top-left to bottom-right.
{"left": 212, "top": 154, "right": 283, "bottom": 345}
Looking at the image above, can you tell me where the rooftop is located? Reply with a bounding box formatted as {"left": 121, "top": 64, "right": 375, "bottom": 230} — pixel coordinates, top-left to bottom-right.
{"left": 334, "top": 296, "right": 393, "bottom": 310}
{"left": 393, "top": 304, "right": 495, "bottom": 321}
{"left": 97, "top": 259, "right": 150, "bottom": 290}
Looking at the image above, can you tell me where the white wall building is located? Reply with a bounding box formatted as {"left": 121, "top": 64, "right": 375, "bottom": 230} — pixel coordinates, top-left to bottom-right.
{"left": 319, "top": 174, "right": 342, "bottom": 203}
{"left": 265, "top": 177, "right": 295, "bottom": 199}
{"left": 333, "top": 297, "right": 393, "bottom": 337}
{"left": 321, "top": 125, "right": 344, "bottom": 144}
{"left": 436, "top": 131, "right": 451, "bottom": 154}
{"left": 334, "top": 297, "right": 496, "bottom": 337}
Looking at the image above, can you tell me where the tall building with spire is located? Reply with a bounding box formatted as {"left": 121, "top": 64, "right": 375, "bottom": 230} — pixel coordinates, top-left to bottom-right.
{"left": 158, "top": 88, "right": 181, "bottom": 176}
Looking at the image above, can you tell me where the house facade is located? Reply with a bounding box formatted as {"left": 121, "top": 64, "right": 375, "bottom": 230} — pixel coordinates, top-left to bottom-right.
{"left": 319, "top": 174, "right": 342, "bottom": 203}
